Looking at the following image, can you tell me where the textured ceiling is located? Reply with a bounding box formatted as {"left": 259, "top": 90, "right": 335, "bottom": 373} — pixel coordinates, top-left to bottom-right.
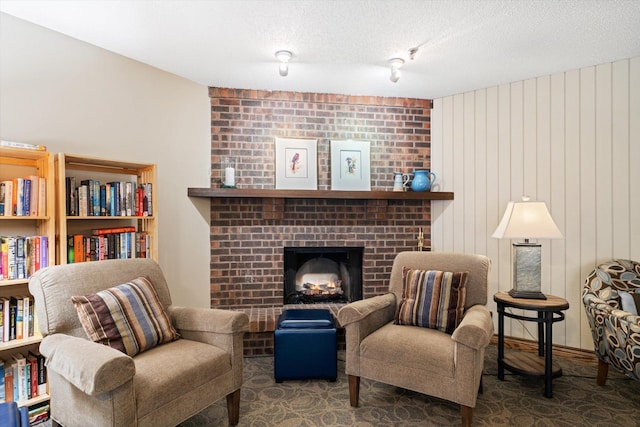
{"left": 1, "top": 0, "right": 640, "bottom": 99}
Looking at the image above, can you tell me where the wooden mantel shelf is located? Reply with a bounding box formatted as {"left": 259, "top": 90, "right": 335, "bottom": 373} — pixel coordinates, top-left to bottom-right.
{"left": 187, "top": 188, "right": 454, "bottom": 201}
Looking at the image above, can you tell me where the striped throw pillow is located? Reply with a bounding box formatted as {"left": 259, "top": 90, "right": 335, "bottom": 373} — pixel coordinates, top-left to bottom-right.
{"left": 72, "top": 276, "right": 179, "bottom": 356}
{"left": 394, "top": 268, "right": 468, "bottom": 334}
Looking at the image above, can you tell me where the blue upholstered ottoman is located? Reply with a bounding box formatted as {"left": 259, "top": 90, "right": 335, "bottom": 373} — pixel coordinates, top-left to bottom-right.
{"left": 274, "top": 309, "right": 337, "bottom": 382}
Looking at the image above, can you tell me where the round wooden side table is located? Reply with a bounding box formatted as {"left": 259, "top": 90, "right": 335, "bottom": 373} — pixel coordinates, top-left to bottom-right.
{"left": 493, "top": 291, "right": 569, "bottom": 398}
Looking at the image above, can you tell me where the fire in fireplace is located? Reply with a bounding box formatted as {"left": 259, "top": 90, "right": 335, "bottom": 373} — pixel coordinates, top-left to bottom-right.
{"left": 283, "top": 247, "right": 363, "bottom": 304}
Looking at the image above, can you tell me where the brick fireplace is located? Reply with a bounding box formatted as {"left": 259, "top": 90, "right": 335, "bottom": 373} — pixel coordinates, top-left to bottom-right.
{"left": 209, "top": 88, "right": 433, "bottom": 354}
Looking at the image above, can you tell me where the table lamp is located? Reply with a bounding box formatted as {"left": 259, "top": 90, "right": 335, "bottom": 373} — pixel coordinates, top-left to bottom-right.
{"left": 492, "top": 197, "right": 563, "bottom": 299}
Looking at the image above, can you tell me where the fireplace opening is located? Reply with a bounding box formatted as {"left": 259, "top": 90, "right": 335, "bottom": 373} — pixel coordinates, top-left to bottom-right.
{"left": 283, "top": 247, "right": 363, "bottom": 304}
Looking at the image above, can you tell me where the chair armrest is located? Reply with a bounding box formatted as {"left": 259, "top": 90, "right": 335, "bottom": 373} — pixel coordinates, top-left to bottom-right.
{"left": 451, "top": 305, "right": 494, "bottom": 350}
{"left": 337, "top": 293, "right": 396, "bottom": 327}
{"left": 167, "top": 306, "right": 249, "bottom": 334}
{"left": 40, "top": 334, "right": 134, "bottom": 396}
{"left": 583, "top": 294, "right": 640, "bottom": 340}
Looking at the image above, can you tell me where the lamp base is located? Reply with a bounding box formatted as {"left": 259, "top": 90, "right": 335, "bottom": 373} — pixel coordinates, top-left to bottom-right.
{"left": 508, "top": 289, "right": 547, "bottom": 300}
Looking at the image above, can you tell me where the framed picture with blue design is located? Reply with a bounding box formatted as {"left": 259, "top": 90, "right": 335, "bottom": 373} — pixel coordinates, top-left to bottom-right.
{"left": 330, "top": 140, "right": 370, "bottom": 191}
{"left": 275, "top": 137, "right": 318, "bottom": 190}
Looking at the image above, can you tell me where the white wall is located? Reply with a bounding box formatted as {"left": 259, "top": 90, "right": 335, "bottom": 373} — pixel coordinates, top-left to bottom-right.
{"left": 431, "top": 57, "right": 640, "bottom": 349}
{"left": 0, "top": 13, "right": 212, "bottom": 308}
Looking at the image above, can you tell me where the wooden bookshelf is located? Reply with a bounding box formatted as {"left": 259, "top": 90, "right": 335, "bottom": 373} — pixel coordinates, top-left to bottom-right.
{"left": 56, "top": 153, "right": 157, "bottom": 264}
{"left": 0, "top": 146, "right": 53, "bottom": 409}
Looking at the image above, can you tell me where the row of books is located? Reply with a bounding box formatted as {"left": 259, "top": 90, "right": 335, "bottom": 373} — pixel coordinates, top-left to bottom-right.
{"left": 0, "top": 236, "right": 49, "bottom": 281}
{"left": 27, "top": 401, "right": 50, "bottom": 425}
{"left": 65, "top": 177, "right": 152, "bottom": 217}
{"left": 67, "top": 227, "right": 152, "bottom": 263}
{"left": 0, "top": 176, "right": 47, "bottom": 217}
{"left": 0, "top": 295, "right": 38, "bottom": 343}
{"left": 0, "top": 351, "right": 47, "bottom": 404}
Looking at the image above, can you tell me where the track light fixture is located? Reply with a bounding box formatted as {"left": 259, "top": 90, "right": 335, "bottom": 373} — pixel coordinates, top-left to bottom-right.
{"left": 389, "top": 58, "right": 404, "bottom": 83}
{"left": 275, "top": 50, "right": 292, "bottom": 77}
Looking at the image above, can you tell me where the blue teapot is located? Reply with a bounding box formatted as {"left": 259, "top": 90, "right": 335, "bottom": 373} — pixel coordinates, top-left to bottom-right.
{"left": 410, "top": 169, "right": 436, "bottom": 192}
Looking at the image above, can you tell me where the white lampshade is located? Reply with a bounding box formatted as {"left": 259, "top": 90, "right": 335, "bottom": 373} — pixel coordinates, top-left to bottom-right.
{"left": 492, "top": 200, "right": 563, "bottom": 240}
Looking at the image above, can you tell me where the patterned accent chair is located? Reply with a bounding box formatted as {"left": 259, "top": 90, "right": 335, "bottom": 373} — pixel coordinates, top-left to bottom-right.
{"left": 582, "top": 259, "right": 640, "bottom": 385}
{"left": 29, "top": 258, "right": 249, "bottom": 427}
{"left": 337, "top": 252, "right": 493, "bottom": 427}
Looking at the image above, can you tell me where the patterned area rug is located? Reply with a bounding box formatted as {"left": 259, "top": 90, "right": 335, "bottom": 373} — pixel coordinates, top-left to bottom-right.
{"left": 179, "top": 345, "right": 640, "bottom": 426}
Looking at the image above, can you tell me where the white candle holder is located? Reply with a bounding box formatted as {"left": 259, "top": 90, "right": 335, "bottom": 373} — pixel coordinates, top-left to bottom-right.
{"left": 221, "top": 157, "right": 236, "bottom": 188}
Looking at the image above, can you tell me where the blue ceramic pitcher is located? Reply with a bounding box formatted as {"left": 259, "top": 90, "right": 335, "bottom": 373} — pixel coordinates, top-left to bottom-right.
{"left": 410, "top": 170, "right": 436, "bottom": 192}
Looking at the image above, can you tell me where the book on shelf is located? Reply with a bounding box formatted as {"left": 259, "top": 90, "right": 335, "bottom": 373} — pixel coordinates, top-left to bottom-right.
{"left": 65, "top": 177, "right": 77, "bottom": 216}
{"left": 4, "top": 359, "right": 14, "bottom": 402}
{"left": 2, "top": 298, "right": 10, "bottom": 342}
{"left": 29, "top": 350, "right": 46, "bottom": 397}
{"left": 0, "top": 177, "right": 46, "bottom": 217}
{"left": 0, "top": 300, "right": 4, "bottom": 342}
{"left": 15, "top": 236, "right": 26, "bottom": 280}
{"left": 0, "top": 353, "right": 47, "bottom": 405}
{"left": 73, "top": 234, "right": 84, "bottom": 263}
{"left": 8, "top": 298, "right": 17, "bottom": 341}
{"left": 25, "top": 175, "right": 38, "bottom": 216}
{"left": 29, "top": 400, "right": 50, "bottom": 424}
{"left": 12, "top": 353, "right": 27, "bottom": 402}
{"left": 15, "top": 296, "right": 24, "bottom": 340}
{"left": 0, "top": 358, "right": 4, "bottom": 402}
{"left": 0, "top": 182, "right": 5, "bottom": 216}
{"left": 0, "top": 180, "right": 12, "bottom": 216}
{"left": 66, "top": 178, "right": 152, "bottom": 217}
{"left": 67, "top": 231, "right": 150, "bottom": 263}
{"left": 26, "top": 352, "right": 38, "bottom": 399}
{"left": 0, "top": 140, "right": 47, "bottom": 151}
{"left": 0, "top": 236, "right": 49, "bottom": 280}
{"left": 79, "top": 179, "right": 100, "bottom": 217}
{"left": 0, "top": 296, "right": 36, "bottom": 343}
{"left": 15, "top": 177, "right": 23, "bottom": 217}
{"left": 91, "top": 226, "right": 136, "bottom": 235}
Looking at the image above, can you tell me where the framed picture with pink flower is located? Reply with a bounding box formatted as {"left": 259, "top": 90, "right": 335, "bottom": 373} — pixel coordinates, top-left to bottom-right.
{"left": 275, "top": 137, "right": 318, "bottom": 190}
{"left": 330, "top": 140, "right": 371, "bottom": 191}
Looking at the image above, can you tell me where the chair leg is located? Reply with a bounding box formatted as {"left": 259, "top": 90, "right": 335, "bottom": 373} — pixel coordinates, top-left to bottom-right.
{"left": 226, "top": 388, "right": 241, "bottom": 426}
{"left": 461, "top": 405, "right": 473, "bottom": 427}
{"left": 596, "top": 359, "right": 609, "bottom": 386}
{"left": 348, "top": 374, "right": 360, "bottom": 407}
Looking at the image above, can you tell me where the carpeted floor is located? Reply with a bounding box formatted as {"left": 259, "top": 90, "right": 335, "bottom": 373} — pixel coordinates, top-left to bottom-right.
{"left": 178, "top": 345, "right": 640, "bottom": 426}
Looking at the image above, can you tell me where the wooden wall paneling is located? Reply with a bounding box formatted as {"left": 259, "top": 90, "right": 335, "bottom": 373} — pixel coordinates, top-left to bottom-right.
{"left": 563, "top": 69, "right": 586, "bottom": 349}
{"left": 442, "top": 95, "right": 455, "bottom": 253}
{"left": 432, "top": 57, "right": 639, "bottom": 350}
{"left": 611, "top": 60, "right": 630, "bottom": 257}
{"left": 485, "top": 87, "right": 500, "bottom": 309}
{"left": 523, "top": 78, "right": 538, "bottom": 198}
{"left": 536, "top": 75, "right": 568, "bottom": 343}
{"left": 496, "top": 83, "right": 513, "bottom": 336}
{"left": 452, "top": 94, "right": 466, "bottom": 252}
{"left": 549, "top": 73, "right": 569, "bottom": 344}
{"left": 595, "top": 63, "right": 614, "bottom": 261}
{"left": 579, "top": 66, "right": 598, "bottom": 348}
{"left": 630, "top": 57, "right": 640, "bottom": 260}
{"left": 474, "top": 90, "right": 488, "bottom": 257}
{"left": 430, "top": 98, "right": 444, "bottom": 251}
{"left": 510, "top": 81, "right": 527, "bottom": 339}
{"left": 463, "top": 91, "right": 476, "bottom": 254}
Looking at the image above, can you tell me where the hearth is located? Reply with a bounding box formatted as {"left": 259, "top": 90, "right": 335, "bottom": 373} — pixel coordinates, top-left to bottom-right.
{"left": 283, "top": 246, "right": 363, "bottom": 304}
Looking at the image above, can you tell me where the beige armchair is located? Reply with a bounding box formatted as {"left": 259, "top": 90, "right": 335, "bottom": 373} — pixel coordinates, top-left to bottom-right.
{"left": 337, "top": 252, "right": 493, "bottom": 427}
{"left": 28, "top": 258, "right": 249, "bottom": 427}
